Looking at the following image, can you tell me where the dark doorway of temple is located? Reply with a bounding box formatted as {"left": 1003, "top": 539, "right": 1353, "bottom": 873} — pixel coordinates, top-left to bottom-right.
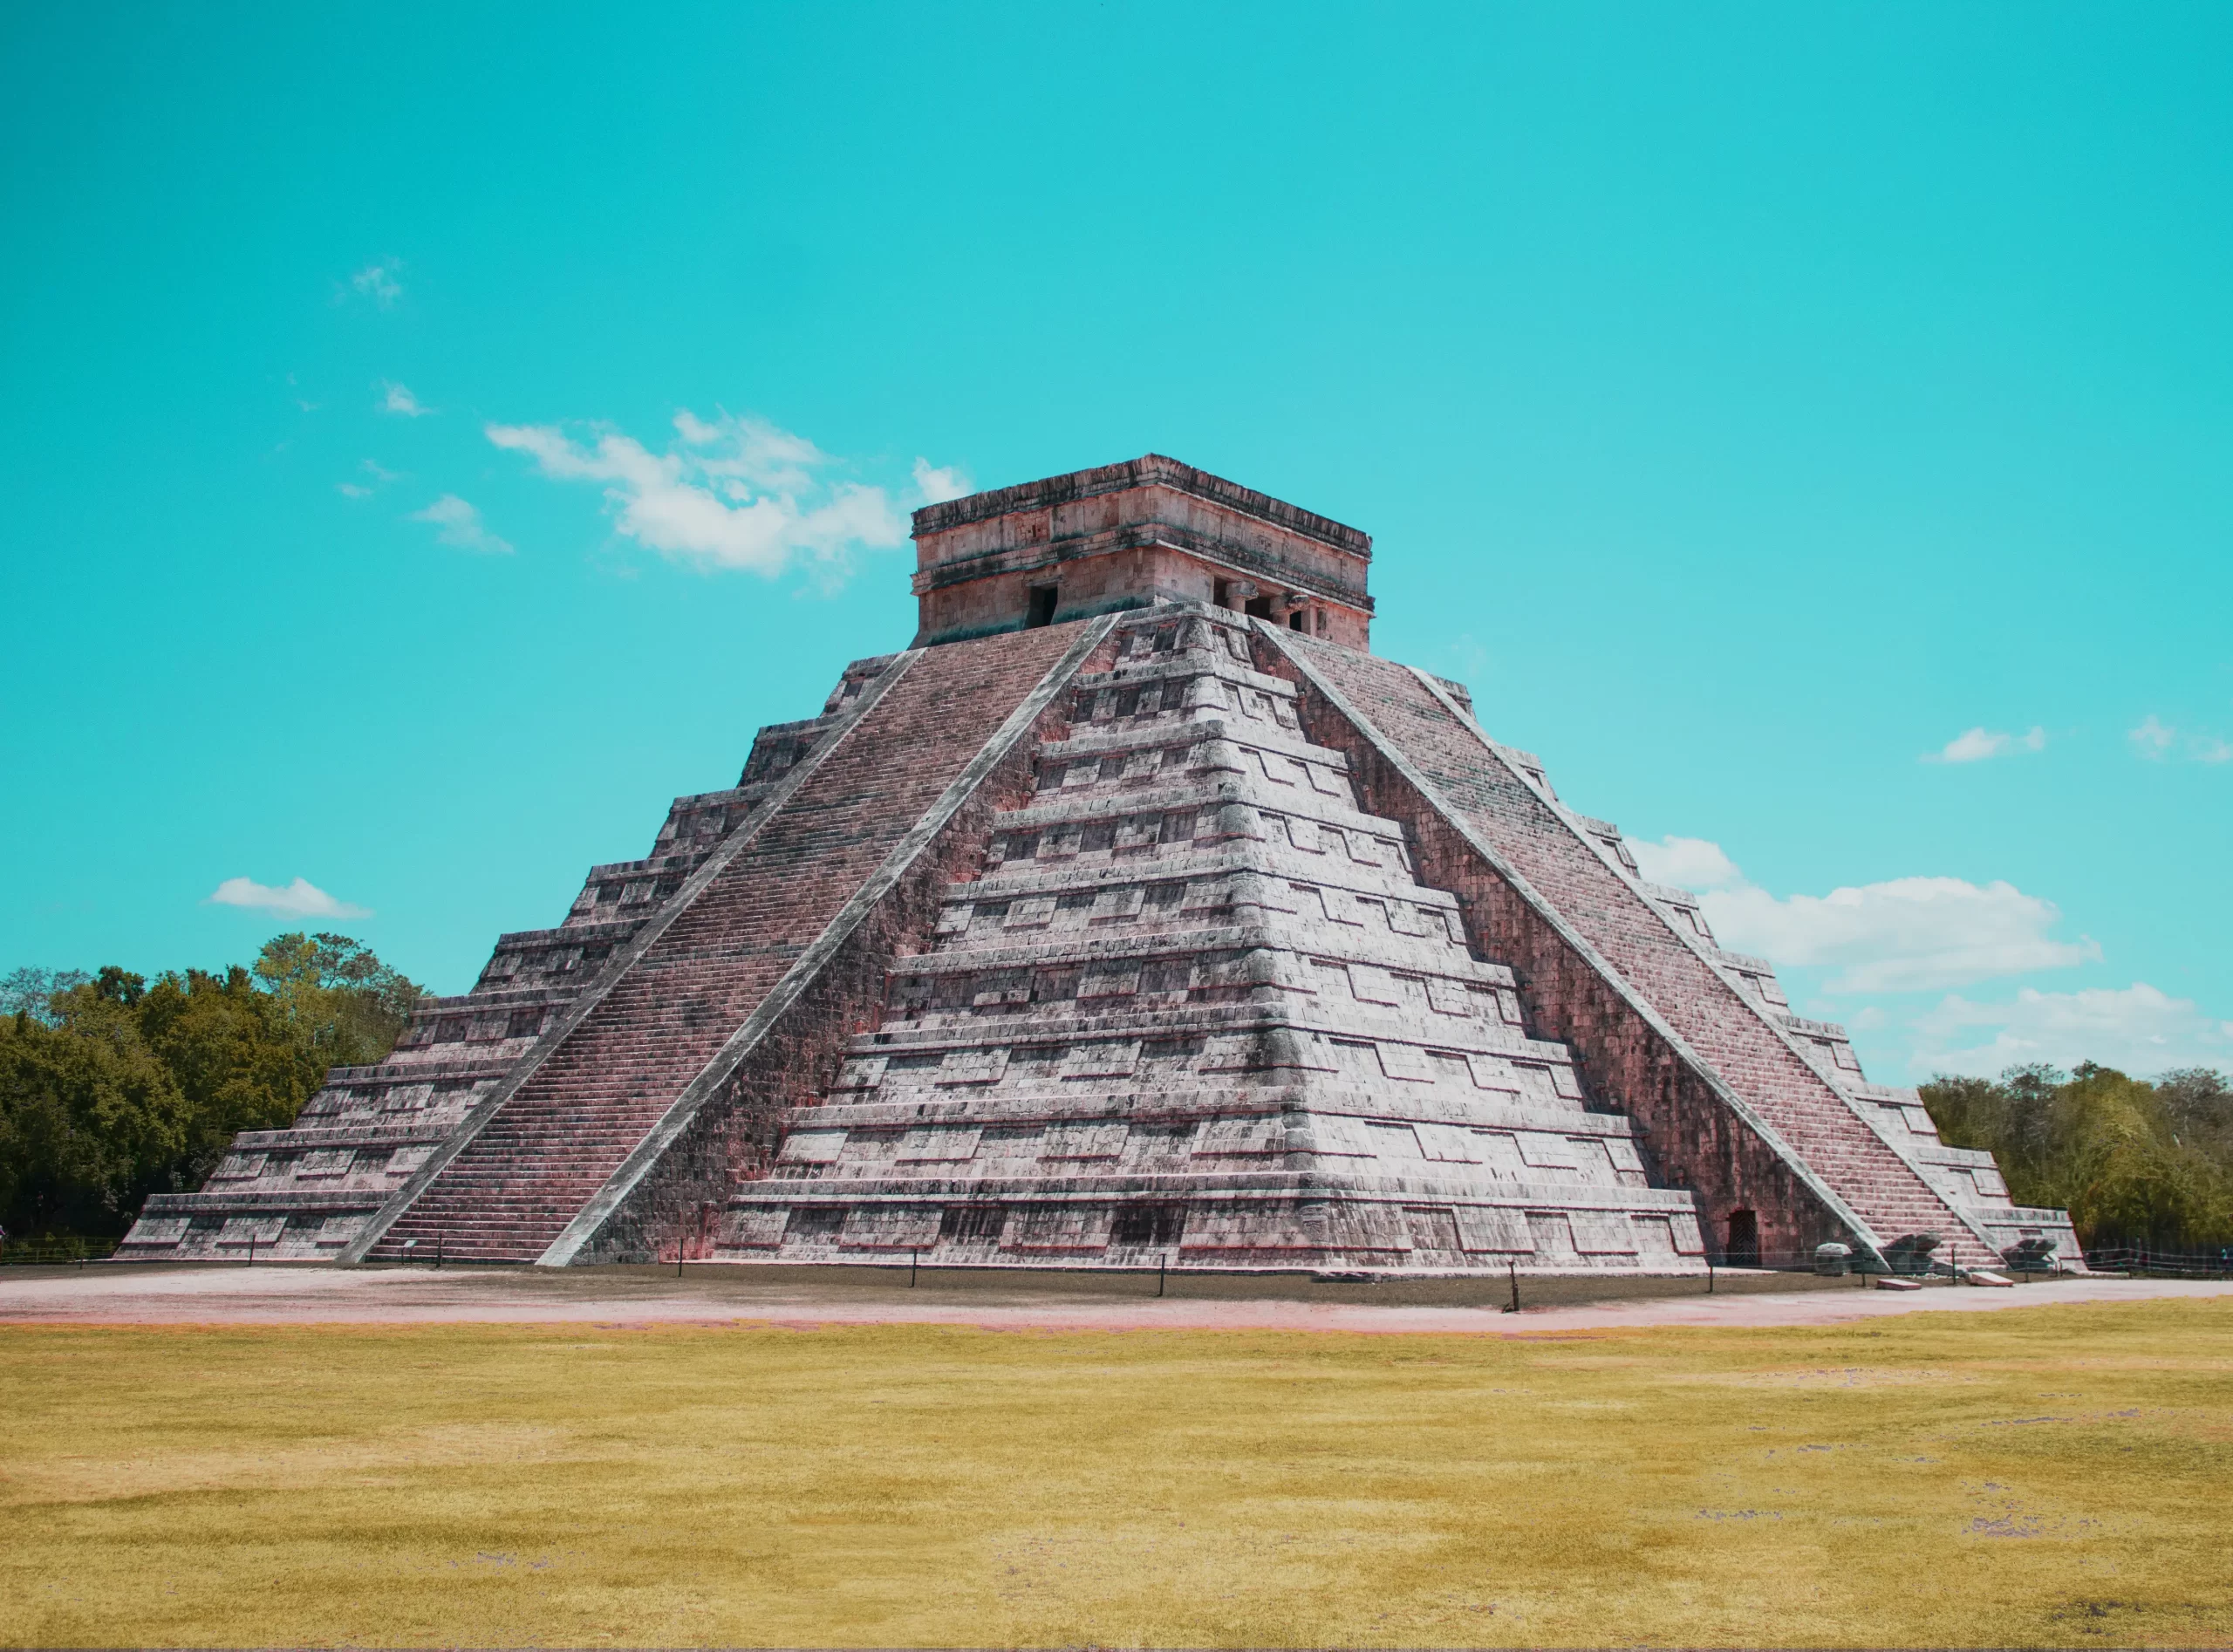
{"left": 1725, "top": 1208, "right": 1760, "bottom": 1267}
{"left": 1112, "top": 1203, "right": 1186, "bottom": 1246}
{"left": 1026, "top": 585, "right": 1058, "bottom": 627}
{"left": 1244, "top": 595, "right": 1273, "bottom": 619}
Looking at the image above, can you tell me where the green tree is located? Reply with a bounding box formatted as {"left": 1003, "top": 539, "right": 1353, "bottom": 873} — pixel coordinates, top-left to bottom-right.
{"left": 2156, "top": 1068, "right": 2233, "bottom": 1160}
{"left": 252, "top": 932, "right": 421, "bottom": 1068}
{"left": 0, "top": 967, "right": 91, "bottom": 1026}
{"left": 133, "top": 966, "right": 322, "bottom": 1188}
{"left": 1922, "top": 1062, "right": 2233, "bottom": 1250}
{"left": 0, "top": 976, "right": 191, "bottom": 1235}
{"left": 0, "top": 936, "right": 422, "bottom": 1239}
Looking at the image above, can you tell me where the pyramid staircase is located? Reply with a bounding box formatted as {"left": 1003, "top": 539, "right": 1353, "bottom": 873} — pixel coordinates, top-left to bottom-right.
{"left": 725, "top": 607, "right": 1709, "bottom": 1271}
{"left": 114, "top": 635, "right": 1080, "bottom": 1263}
{"left": 354, "top": 622, "right": 1096, "bottom": 1263}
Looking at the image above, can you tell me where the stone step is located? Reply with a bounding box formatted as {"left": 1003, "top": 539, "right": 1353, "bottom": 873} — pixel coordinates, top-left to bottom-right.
{"left": 364, "top": 627, "right": 1089, "bottom": 1263}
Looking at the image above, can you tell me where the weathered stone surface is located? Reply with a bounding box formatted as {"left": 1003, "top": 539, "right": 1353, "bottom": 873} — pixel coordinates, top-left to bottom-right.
{"left": 120, "top": 453, "right": 2078, "bottom": 1273}
{"left": 723, "top": 607, "right": 1696, "bottom": 1273}
{"left": 1258, "top": 631, "right": 2076, "bottom": 1268}
{"left": 913, "top": 454, "right": 1372, "bottom": 650}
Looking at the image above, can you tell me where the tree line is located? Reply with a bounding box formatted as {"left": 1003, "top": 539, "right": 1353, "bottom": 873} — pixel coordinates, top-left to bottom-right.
{"left": 0, "top": 935, "right": 420, "bottom": 1239}
{"left": 1922, "top": 1063, "right": 2233, "bottom": 1252}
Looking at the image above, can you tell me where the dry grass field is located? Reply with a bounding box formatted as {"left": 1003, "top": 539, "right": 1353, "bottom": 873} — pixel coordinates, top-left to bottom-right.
{"left": 3, "top": 1298, "right": 2229, "bottom": 1648}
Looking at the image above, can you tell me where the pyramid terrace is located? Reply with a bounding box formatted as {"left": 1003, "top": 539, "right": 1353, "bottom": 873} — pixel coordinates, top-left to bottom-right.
{"left": 122, "top": 455, "right": 2079, "bottom": 1275}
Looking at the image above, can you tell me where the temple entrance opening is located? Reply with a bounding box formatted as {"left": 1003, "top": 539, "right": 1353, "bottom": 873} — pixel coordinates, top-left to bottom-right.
{"left": 1725, "top": 1209, "right": 1760, "bottom": 1267}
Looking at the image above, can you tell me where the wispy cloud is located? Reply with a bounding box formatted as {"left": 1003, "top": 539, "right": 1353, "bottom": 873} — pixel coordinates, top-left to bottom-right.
{"left": 208, "top": 876, "right": 371, "bottom": 919}
{"left": 346, "top": 258, "right": 403, "bottom": 308}
{"left": 1915, "top": 982, "right": 2233, "bottom": 1078}
{"left": 337, "top": 460, "right": 399, "bottom": 502}
{"left": 379, "top": 381, "right": 433, "bottom": 418}
{"left": 1628, "top": 836, "right": 2097, "bottom": 992}
{"left": 2130, "top": 714, "right": 2231, "bottom": 763}
{"left": 912, "top": 457, "right": 972, "bottom": 504}
{"left": 1629, "top": 835, "right": 1744, "bottom": 891}
{"left": 410, "top": 495, "right": 513, "bottom": 556}
{"left": 487, "top": 409, "right": 960, "bottom": 580}
{"left": 1924, "top": 725, "right": 2045, "bottom": 764}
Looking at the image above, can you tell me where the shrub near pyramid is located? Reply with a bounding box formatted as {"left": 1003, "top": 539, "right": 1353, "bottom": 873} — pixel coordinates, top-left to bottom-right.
{"left": 121, "top": 456, "right": 2078, "bottom": 1273}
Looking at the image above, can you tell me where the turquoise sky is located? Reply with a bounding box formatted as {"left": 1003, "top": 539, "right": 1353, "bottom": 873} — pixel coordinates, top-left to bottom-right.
{"left": 3, "top": 3, "right": 2228, "bottom": 1084}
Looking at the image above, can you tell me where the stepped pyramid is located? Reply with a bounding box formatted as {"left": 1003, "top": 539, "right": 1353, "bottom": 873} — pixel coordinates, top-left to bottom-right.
{"left": 122, "top": 455, "right": 2078, "bottom": 1273}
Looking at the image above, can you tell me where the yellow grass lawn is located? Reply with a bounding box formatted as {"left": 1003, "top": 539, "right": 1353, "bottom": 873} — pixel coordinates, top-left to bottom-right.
{"left": 3, "top": 1299, "right": 2229, "bottom": 1647}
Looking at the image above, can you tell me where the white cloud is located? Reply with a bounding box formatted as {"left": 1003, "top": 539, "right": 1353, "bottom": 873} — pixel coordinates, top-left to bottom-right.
{"left": 2129, "top": 714, "right": 2176, "bottom": 758}
{"left": 1629, "top": 836, "right": 2096, "bottom": 992}
{"left": 379, "top": 380, "right": 433, "bottom": 418}
{"left": 1925, "top": 725, "right": 2045, "bottom": 764}
{"left": 487, "top": 409, "right": 916, "bottom": 578}
{"left": 1629, "top": 835, "right": 1745, "bottom": 891}
{"left": 208, "top": 877, "right": 371, "bottom": 919}
{"left": 1914, "top": 983, "right": 2233, "bottom": 1079}
{"left": 410, "top": 495, "right": 513, "bottom": 556}
{"left": 1711, "top": 878, "right": 2100, "bottom": 992}
{"left": 338, "top": 459, "right": 399, "bottom": 502}
{"left": 2129, "top": 714, "right": 2233, "bottom": 763}
{"left": 348, "top": 258, "right": 403, "bottom": 307}
{"left": 912, "top": 457, "right": 972, "bottom": 504}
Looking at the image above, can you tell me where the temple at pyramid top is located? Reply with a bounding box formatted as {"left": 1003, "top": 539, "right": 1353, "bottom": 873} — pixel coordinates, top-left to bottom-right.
{"left": 912, "top": 454, "right": 1376, "bottom": 649}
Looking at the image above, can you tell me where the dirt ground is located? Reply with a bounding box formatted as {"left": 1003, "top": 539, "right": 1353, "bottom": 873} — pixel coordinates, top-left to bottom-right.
{"left": 3, "top": 1259, "right": 2223, "bottom": 1332}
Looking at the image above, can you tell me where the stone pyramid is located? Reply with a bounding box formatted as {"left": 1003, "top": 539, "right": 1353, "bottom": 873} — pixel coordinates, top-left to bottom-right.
{"left": 122, "top": 455, "right": 2077, "bottom": 1273}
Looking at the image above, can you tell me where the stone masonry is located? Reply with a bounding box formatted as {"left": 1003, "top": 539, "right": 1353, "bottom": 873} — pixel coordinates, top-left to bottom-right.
{"left": 120, "top": 454, "right": 2078, "bottom": 1273}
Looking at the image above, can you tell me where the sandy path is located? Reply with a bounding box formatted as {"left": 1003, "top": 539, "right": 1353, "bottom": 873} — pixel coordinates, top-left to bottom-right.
{"left": 2, "top": 1263, "right": 2226, "bottom": 1335}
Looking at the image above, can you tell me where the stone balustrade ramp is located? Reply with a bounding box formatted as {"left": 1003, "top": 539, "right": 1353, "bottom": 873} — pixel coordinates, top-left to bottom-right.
{"left": 1267, "top": 626, "right": 2001, "bottom": 1266}
{"left": 352, "top": 623, "right": 1104, "bottom": 1266}
{"left": 722, "top": 607, "right": 1705, "bottom": 1274}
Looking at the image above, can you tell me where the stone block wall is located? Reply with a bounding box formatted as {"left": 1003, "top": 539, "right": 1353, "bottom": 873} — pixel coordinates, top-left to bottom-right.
{"left": 358, "top": 623, "right": 1102, "bottom": 1264}
{"left": 116, "top": 650, "right": 913, "bottom": 1262}
{"left": 1265, "top": 625, "right": 2075, "bottom": 1267}
{"left": 720, "top": 606, "right": 1705, "bottom": 1275}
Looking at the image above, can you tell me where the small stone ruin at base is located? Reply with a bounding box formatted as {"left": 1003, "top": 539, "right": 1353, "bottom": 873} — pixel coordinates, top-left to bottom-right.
{"left": 122, "top": 455, "right": 2080, "bottom": 1275}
